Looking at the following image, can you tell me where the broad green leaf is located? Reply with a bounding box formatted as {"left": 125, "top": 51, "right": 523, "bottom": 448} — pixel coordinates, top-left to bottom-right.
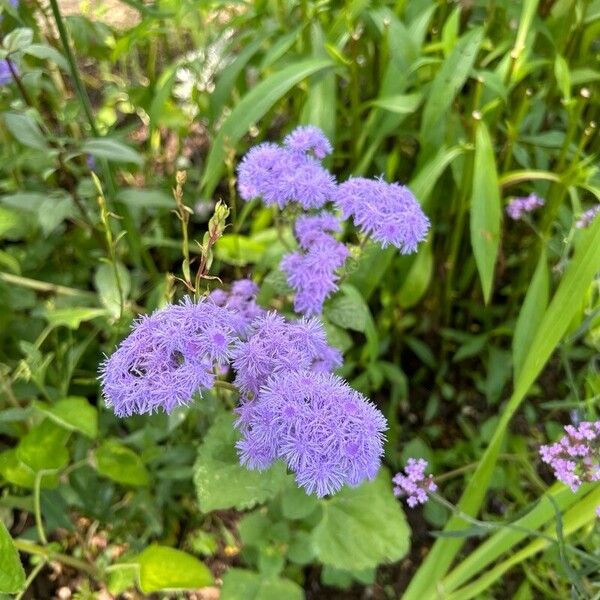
{"left": 3, "top": 27, "right": 33, "bottom": 52}
{"left": 137, "top": 545, "right": 213, "bottom": 593}
{"left": 470, "top": 121, "right": 502, "bottom": 304}
{"left": 398, "top": 240, "right": 433, "bottom": 308}
{"left": 95, "top": 440, "right": 150, "bottom": 486}
{"left": 281, "top": 483, "right": 320, "bottom": 520}
{"left": 3, "top": 112, "right": 49, "bottom": 151}
{"left": 512, "top": 249, "right": 549, "bottom": 380}
{"left": 312, "top": 471, "right": 410, "bottom": 570}
{"left": 37, "top": 194, "right": 76, "bottom": 236}
{"left": 16, "top": 419, "right": 70, "bottom": 473}
{"left": 35, "top": 397, "right": 98, "bottom": 439}
{"left": 94, "top": 262, "right": 131, "bottom": 319}
{"left": 324, "top": 291, "right": 368, "bottom": 332}
{"left": 117, "top": 188, "right": 173, "bottom": 209}
{"left": 420, "top": 28, "right": 483, "bottom": 157}
{"left": 0, "top": 206, "right": 24, "bottom": 239}
{"left": 24, "top": 43, "right": 69, "bottom": 70}
{"left": 44, "top": 307, "right": 108, "bottom": 329}
{"left": 201, "top": 58, "right": 334, "bottom": 198}
{"left": 220, "top": 568, "right": 303, "bottom": 600}
{"left": 82, "top": 138, "right": 143, "bottom": 166}
{"left": 404, "top": 215, "right": 600, "bottom": 600}
{"left": 193, "top": 413, "right": 288, "bottom": 512}
{"left": 215, "top": 234, "right": 267, "bottom": 267}
{"left": 0, "top": 521, "right": 25, "bottom": 594}
{"left": 369, "top": 92, "right": 423, "bottom": 114}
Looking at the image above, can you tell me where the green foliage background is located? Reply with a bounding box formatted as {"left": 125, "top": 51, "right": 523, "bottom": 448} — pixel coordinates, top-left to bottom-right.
{"left": 0, "top": 0, "right": 599, "bottom": 598}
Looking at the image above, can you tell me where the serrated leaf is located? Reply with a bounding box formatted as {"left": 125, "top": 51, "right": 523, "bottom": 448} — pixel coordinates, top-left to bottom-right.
{"left": 281, "top": 483, "right": 320, "bottom": 520}
{"left": 512, "top": 249, "right": 549, "bottom": 380}
{"left": 35, "top": 397, "right": 98, "bottom": 439}
{"left": 193, "top": 413, "right": 288, "bottom": 512}
{"left": 82, "top": 138, "right": 143, "bottom": 166}
{"left": 16, "top": 419, "right": 70, "bottom": 473}
{"left": 201, "top": 58, "right": 334, "bottom": 198}
{"left": 312, "top": 471, "right": 410, "bottom": 570}
{"left": 220, "top": 569, "right": 303, "bottom": 600}
{"left": 470, "top": 121, "right": 501, "bottom": 304}
{"left": 137, "top": 545, "right": 213, "bottom": 593}
{"left": 95, "top": 440, "right": 150, "bottom": 486}
{"left": 324, "top": 291, "right": 368, "bottom": 332}
{"left": 3, "top": 112, "right": 49, "bottom": 151}
{"left": 44, "top": 307, "right": 108, "bottom": 329}
{"left": 0, "top": 521, "right": 25, "bottom": 594}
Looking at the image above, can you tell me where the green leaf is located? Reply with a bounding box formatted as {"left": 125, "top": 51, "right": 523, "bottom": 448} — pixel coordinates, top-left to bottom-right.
{"left": 281, "top": 483, "right": 320, "bottom": 520}
{"left": 117, "top": 188, "right": 173, "bottom": 209}
{"left": 220, "top": 569, "right": 303, "bottom": 600}
{"left": 324, "top": 289, "right": 368, "bottom": 332}
{"left": 420, "top": 28, "right": 483, "bottom": 156}
{"left": 94, "top": 262, "right": 131, "bottom": 319}
{"left": 215, "top": 234, "right": 267, "bottom": 267}
{"left": 0, "top": 521, "right": 25, "bottom": 594}
{"left": 554, "top": 54, "right": 571, "bottom": 101}
{"left": 369, "top": 92, "right": 423, "bottom": 114}
{"left": 24, "top": 43, "right": 69, "bottom": 70}
{"left": 2, "top": 27, "right": 33, "bottom": 53}
{"left": 470, "top": 121, "right": 502, "bottom": 304}
{"left": 82, "top": 138, "right": 144, "bottom": 166}
{"left": 137, "top": 545, "right": 213, "bottom": 593}
{"left": 3, "top": 112, "right": 49, "bottom": 151}
{"left": 201, "top": 58, "right": 334, "bottom": 198}
{"left": 95, "top": 440, "right": 150, "bottom": 486}
{"left": 193, "top": 413, "right": 288, "bottom": 512}
{"left": 312, "top": 471, "right": 410, "bottom": 570}
{"left": 398, "top": 240, "right": 433, "bottom": 308}
{"left": 35, "top": 397, "right": 98, "bottom": 439}
{"left": 17, "top": 420, "right": 70, "bottom": 473}
{"left": 44, "top": 307, "right": 108, "bottom": 329}
{"left": 512, "top": 249, "right": 549, "bottom": 380}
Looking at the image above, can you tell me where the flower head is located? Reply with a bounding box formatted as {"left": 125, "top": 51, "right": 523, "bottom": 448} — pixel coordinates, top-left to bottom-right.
{"left": 505, "top": 194, "right": 545, "bottom": 220}
{"left": 208, "top": 278, "right": 265, "bottom": 336}
{"left": 231, "top": 312, "right": 341, "bottom": 396}
{"left": 99, "top": 298, "right": 237, "bottom": 416}
{"left": 283, "top": 125, "right": 333, "bottom": 159}
{"left": 393, "top": 458, "right": 437, "bottom": 507}
{"left": 281, "top": 212, "right": 348, "bottom": 316}
{"left": 539, "top": 421, "right": 600, "bottom": 492}
{"left": 576, "top": 205, "right": 600, "bottom": 229}
{"left": 334, "top": 177, "right": 429, "bottom": 253}
{"left": 235, "top": 370, "right": 387, "bottom": 497}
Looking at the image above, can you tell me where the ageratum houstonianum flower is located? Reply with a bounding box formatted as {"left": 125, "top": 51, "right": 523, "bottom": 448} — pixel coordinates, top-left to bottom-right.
{"left": 99, "top": 298, "right": 237, "bottom": 416}
{"left": 0, "top": 59, "right": 17, "bottom": 86}
{"left": 283, "top": 125, "right": 333, "bottom": 159}
{"left": 576, "top": 205, "right": 600, "bottom": 229}
{"left": 281, "top": 212, "right": 349, "bottom": 315}
{"left": 208, "top": 278, "right": 265, "bottom": 337}
{"left": 235, "top": 370, "right": 387, "bottom": 497}
{"left": 393, "top": 458, "right": 437, "bottom": 507}
{"left": 334, "top": 177, "right": 429, "bottom": 253}
{"left": 539, "top": 421, "right": 600, "bottom": 492}
{"left": 505, "top": 193, "right": 545, "bottom": 220}
{"left": 237, "top": 128, "right": 336, "bottom": 209}
{"left": 231, "top": 312, "right": 341, "bottom": 396}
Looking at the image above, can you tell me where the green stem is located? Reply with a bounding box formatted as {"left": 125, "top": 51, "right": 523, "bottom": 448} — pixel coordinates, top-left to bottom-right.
{"left": 213, "top": 380, "right": 238, "bottom": 394}
{"left": 33, "top": 471, "right": 49, "bottom": 545}
{"left": 15, "top": 559, "right": 46, "bottom": 600}
{"left": 14, "top": 539, "right": 99, "bottom": 578}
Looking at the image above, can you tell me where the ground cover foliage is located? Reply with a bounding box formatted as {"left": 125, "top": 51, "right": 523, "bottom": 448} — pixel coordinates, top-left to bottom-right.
{"left": 0, "top": 0, "right": 600, "bottom": 598}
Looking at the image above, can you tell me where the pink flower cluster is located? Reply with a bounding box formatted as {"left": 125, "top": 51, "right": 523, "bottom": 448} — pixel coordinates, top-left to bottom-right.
{"left": 393, "top": 458, "right": 437, "bottom": 507}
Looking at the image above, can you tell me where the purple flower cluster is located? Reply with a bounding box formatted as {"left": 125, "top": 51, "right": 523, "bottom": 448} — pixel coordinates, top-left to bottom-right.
{"left": 208, "top": 278, "right": 265, "bottom": 337}
{"left": 281, "top": 212, "right": 349, "bottom": 315}
{"left": 236, "top": 370, "right": 387, "bottom": 497}
{"left": 539, "top": 421, "right": 600, "bottom": 492}
{"left": 0, "top": 59, "right": 16, "bottom": 86}
{"left": 393, "top": 458, "right": 437, "bottom": 507}
{"left": 237, "top": 129, "right": 336, "bottom": 209}
{"left": 231, "top": 312, "right": 341, "bottom": 396}
{"left": 99, "top": 299, "right": 236, "bottom": 416}
{"left": 576, "top": 205, "right": 600, "bottom": 229}
{"left": 505, "top": 193, "right": 545, "bottom": 220}
{"left": 335, "top": 177, "right": 430, "bottom": 253}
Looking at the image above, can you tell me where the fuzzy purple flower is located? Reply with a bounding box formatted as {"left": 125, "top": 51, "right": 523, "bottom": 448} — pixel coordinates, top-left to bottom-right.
{"left": 0, "top": 59, "right": 17, "bottom": 86}
{"left": 208, "top": 278, "right": 265, "bottom": 337}
{"left": 231, "top": 312, "right": 341, "bottom": 397}
{"left": 393, "top": 458, "right": 437, "bottom": 507}
{"left": 99, "top": 298, "right": 237, "bottom": 416}
{"left": 334, "top": 177, "right": 429, "bottom": 253}
{"left": 539, "top": 421, "right": 600, "bottom": 492}
{"left": 235, "top": 370, "right": 387, "bottom": 496}
{"left": 237, "top": 130, "right": 336, "bottom": 210}
{"left": 281, "top": 212, "right": 349, "bottom": 315}
{"left": 283, "top": 125, "right": 333, "bottom": 160}
{"left": 505, "top": 194, "right": 545, "bottom": 220}
{"left": 576, "top": 205, "right": 600, "bottom": 229}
